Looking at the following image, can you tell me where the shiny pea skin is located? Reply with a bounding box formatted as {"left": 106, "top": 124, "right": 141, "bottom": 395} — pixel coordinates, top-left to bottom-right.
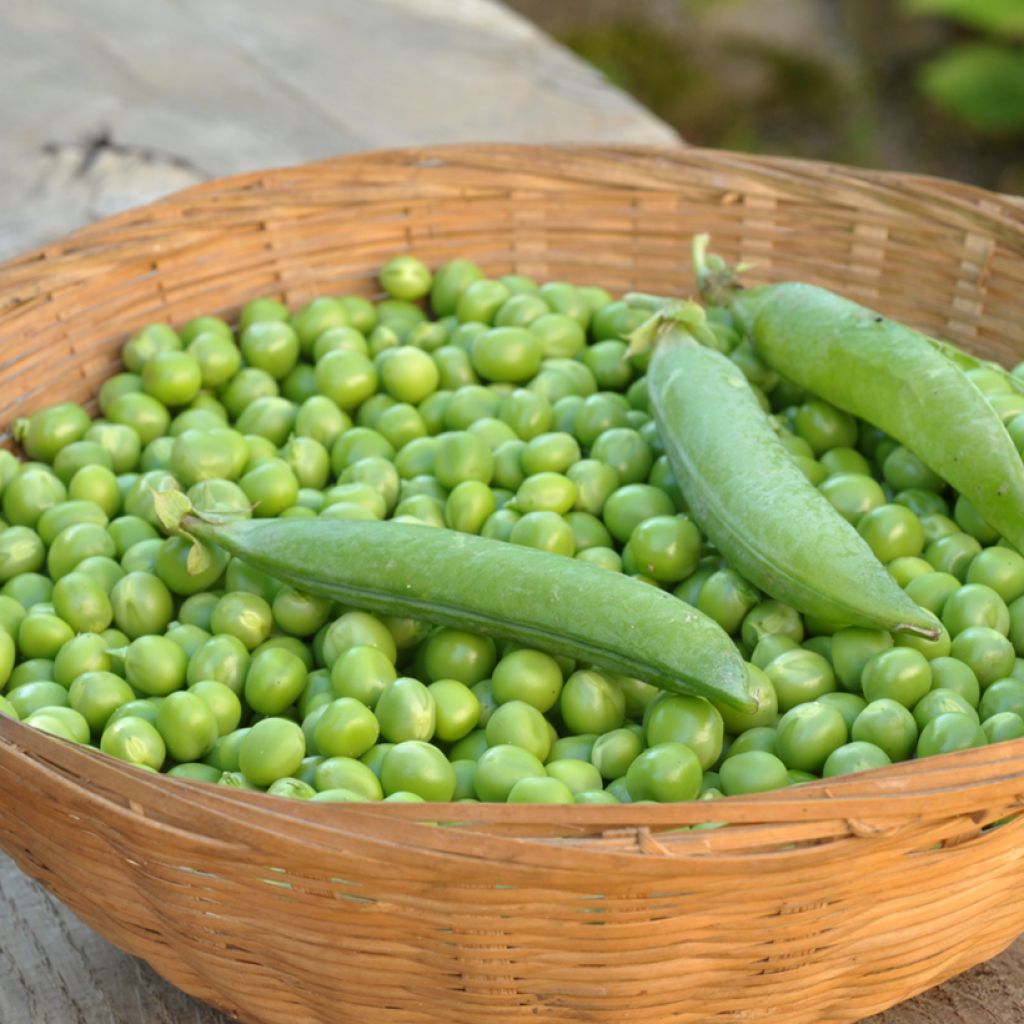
{"left": 244, "top": 647, "right": 308, "bottom": 716}
{"left": 100, "top": 715, "right": 166, "bottom": 770}
{"left": 374, "top": 676, "right": 435, "bottom": 743}
{"left": 764, "top": 648, "right": 837, "bottom": 712}
{"left": 239, "top": 717, "right": 306, "bottom": 787}
{"left": 509, "top": 511, "right": 575, "bottom": 557}
{"left": 444, "top": 480, "right": 496, "bottom": 535}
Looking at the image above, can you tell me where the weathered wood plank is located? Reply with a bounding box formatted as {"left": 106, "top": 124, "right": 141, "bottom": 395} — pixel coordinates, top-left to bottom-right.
{"left": 0, "top": 0, "right": 679, "bottom": 259}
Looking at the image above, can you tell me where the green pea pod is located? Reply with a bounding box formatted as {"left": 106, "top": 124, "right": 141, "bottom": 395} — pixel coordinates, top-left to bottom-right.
{"left": 633, "top": 303, "right": 940, "bottom": 640}
{"left": 692, "top": 235, "right": 1024, "bottom": 556}
{"left": 153, "top": 494, "right": 755, "bottom": 712}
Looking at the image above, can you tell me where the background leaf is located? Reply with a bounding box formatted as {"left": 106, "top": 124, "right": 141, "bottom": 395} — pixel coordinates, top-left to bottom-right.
{"left": 918, "top": 42, "right": 1024, "bottom": 134}
{"left": 903, "top": 0, "right": 1024, "bottom": 37}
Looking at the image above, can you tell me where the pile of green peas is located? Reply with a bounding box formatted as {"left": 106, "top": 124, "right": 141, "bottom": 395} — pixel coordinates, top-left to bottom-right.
{"left": 3, "top": 251, "right": 1024, "bottom": 806}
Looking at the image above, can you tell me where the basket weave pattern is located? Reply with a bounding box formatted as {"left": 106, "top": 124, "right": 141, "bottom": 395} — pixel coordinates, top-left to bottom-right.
{"left": 2, "top": 145, "right": 1024, "bottom": 1024}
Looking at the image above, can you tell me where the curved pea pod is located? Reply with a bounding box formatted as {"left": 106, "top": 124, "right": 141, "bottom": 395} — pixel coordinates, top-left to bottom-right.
{"left": 153, "top": 494, "right": 755, "bottom": 712}
{"left": 636, "top": 304, "right": 940, "bottom": 640}
{"left": 691, "top": 234, "right": 1024, "bottom": 555}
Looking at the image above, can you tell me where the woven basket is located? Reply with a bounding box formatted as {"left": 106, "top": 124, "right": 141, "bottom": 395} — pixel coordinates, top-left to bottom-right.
{"left": 2, "top": 144, "right": 1024, "bottom": 1024}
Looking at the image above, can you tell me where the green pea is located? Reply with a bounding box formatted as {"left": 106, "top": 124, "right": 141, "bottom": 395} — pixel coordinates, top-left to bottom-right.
{"left": 454, "top": 278, "right": 510, "bottom": 324}
{"left": 954, "top": 494, "right": 1001, "bottom": 546}
{"left": 564, "top": 511, "right": 612, "bottom": 553}
{"left": 2, "top": 573, "right": 53, "bottom": 610}
{"left": 100, "top": 715, "right": 166, "bottom": 770}
{"left": 156, "top": 690, "right": 219, "bottom": 763}
{"left": 881, "top": 445, "right": 945, "bottom": 493}
{"left": 68, "top": 671, "right": 135, "bottom": 736}
{"left": 862, "top": 647, "right": 933, "bottom": 708}
{"left": 0, "top": 629, "right": 14, "bottom": 690}
{"left": 0, "top": 526, "right": 45, "bottom": 582}
{"left": 979, "top": 678, "right": 1024, "bottom": 722}
{"left": 967, "top": 546, "right": 1024, "bottom": 603}
{"left": 950, "top": 626, "right": 1016, "bottom": 687}
{"left": 289, "top": 297, "right": 351, "bottom": 352}
{"left": 472, "top": 744, "right": 545, "bottom": 802}
{"left": 560, "top": 669, "right": 625, "bottom": 735}
{"left": 818, "top": 473, "right": 887, "bottom": 525}
{"left": 309, "top": 696, "right": 378, "bottom": 759}
{"left": 856, "top": 503, "right": 924, "bottom": 563}
{"left": 572, "top": 395, "right": 628, "bottom": 450}
{"left": 928, "top": 656, "right": 980, "bottom": 706}
{"left": 587, "top": 728, "right": 641, "bottom": 782}
{"left": 644, "top": 692, "right": 723, "bottom": 770}
{"left": 3, "top": 467, "right": 67, "bottom": 528}
{"left": 530, "top": 313, "right": 585, "bottom": 360}
{"left": 719, "top": 750, "right": 789, "bottom": 795}
{"left": 380, "top": 740, "right": 456, "bottom": 802}
{"left": 51, "top": 572, "right": 113, "bottom": 634}
{"left": 374, "top": 676, "right": 435, "bottom": 743}
{"left": 19, "top": 610, "right": 75, "bottom": 660}
{"left": 602, "top": 483, "right": 675, "bottom": 544}
{"left": 9, "top": 680, "right": 70, "bottom": 718}
{"left": 294, "top": 395, "right": 351, "bottom": 450}
{"left": 187, "top": 635, "right": 250, "bottom": 695}
{"left": 760, "top": 648, "right": 835, "bottom": 712}
{"left": 512, "top": 472, "right": 576, "bottom": 516}
{"left": 239, "top": 717, "right": 306, "bottom": 787}
{"left": 925, "top": 532, "right": 983, "bottom": 581}
{"left": 793, "top": 399, "right": 858, "bottom": 455}
{"left": 695, "top": 568, "right": 759, "bottom": 636}
{"left": 903, "top": 571, "right": 961, "bottom": 618}
{"left": 916, "top": 712, "right": 986, "bottom": 758}
{"left": 830, "top": 627, "right": 894, "bottom": 693}
{"left": 582, "top": 340, "right": 632, "bottom": 391}
{"left": 484, "top": 699, "right": 550, "bottom": 762}
{"left": 983, "top": 711, "right": 1024, "bottom": 744}
{"left": 15, "top": 402, "right": 92, "bottom": 462}
{"left": 494, "top": 293, "right": 549, "bottom": 328}
{"left": 509, "top": 510, "right": 575, "bottom": 556}
{"left": 823, "top": 741, "right": 892, "bottom": 778}
{"left": 625, "top": 742, "right": 701, "bottom": 803}
{"left": 184, "top": 680, "right": 242, "bottom": 738}
{"left": 420, "top": 628, "right": 496, "bottom": 687}
{"left": 739, "top": 600, "right": 804, "bottom": 652}
{"left": 590, "top": 300, "right": 648, "bottom": 342}
{"left": 318, "top": 615, "right": 394, "bottom": 673}
{"left": 210, "top": 591, "right": 274, "bottom": 651}
{"left": 487, "top": 647, "right": 561, "bottom": 713}
{"left": 124, "top": 634, "right": 187, "bottom": 697}
{"left": 775, "top": 702, "right": 847, "bottom": 774}
{"left": 469, "top": 327, "right": 541, "bottom": 384}
{"left": 496, "top": 388, "right": 553, "bottom": 440}
{"left": 941, "top": 583, "right": 1010, "bottom": 638}
{"left": 913, "top": 688, "right": 979, "bottom": 731}
{"left": 539, "top": 759, "right": 601, "bottom": 797}
{"left": 243, "top": 647, "right": 308, "bottom": 716}
{"left": 239, "top": 459, "right": 298, "bottom": 517}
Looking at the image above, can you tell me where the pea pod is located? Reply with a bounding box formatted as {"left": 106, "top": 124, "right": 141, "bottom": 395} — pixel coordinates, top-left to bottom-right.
{"left": 154, "top": 493, "right": 755, "bottom": 712}
{"left": 692, "top": 235, "right": 1024, "bottom": 554}
{"left": 631, "top": 302, "right": 940, "bottom": 639}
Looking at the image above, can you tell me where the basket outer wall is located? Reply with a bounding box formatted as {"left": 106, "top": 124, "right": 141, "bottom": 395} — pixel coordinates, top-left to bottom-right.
{"left": 1, "top": 145, "right": 1024, "bottom": 1024}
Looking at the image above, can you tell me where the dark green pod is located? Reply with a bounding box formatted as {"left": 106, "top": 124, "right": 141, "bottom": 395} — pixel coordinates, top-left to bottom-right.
{"left": 644, "top": 321, "right": 940, "bottom": 639}
{"left": 735, "top": 282, "right": 1024, "bottom": 555}
{"left": 178, "top": 513, "right": 755, "bottom": 712}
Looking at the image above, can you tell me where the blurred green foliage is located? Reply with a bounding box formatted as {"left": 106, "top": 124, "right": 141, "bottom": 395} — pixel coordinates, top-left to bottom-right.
{"left": 904, "top": 0, "right": 1024, "bottom": 134}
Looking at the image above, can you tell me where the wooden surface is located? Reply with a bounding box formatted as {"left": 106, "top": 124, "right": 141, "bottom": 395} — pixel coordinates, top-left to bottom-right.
{"left": 2, "top": 2, "right": 1024, "bottom": 1023}
{"left": 0, "top": 0, "right": 679, "bottom": 259}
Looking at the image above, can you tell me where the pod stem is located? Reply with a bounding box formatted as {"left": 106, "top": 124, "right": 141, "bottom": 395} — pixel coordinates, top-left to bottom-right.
{"left": 894, "top": 620, "right": 943, "bottom": 642}
{"left": 625, "top": 299, "right": 717, "bottom": 359}
{"left": 692, "top": 233, "right": 753, "bottom": 308}
{"left": 151, "top": 489, "right": 242, "bottom": 575}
